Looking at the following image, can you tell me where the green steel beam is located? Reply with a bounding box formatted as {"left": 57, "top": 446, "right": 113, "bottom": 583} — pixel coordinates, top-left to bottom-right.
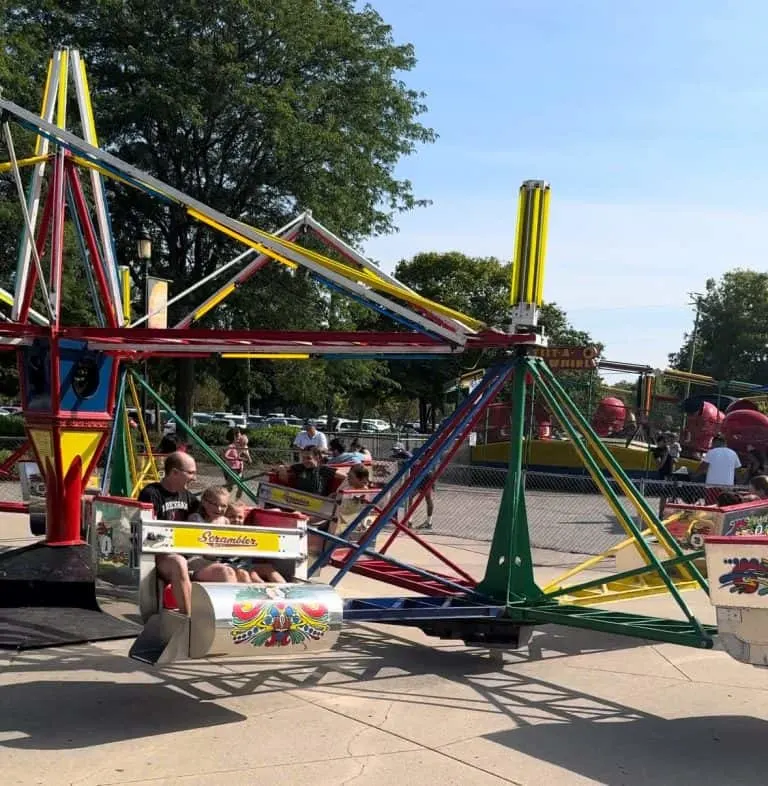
{"left": 536, "top": 358, "right": 709, "bottom": 594}
{"left": 107, "top": 372, "right": 132, "bottom": 497}
{"left": 505, "top": 602, "right": 716, "bottom": 648}
{"left": 527, "top": 357, "right": 709, "bottom": 641}
{"left": 130, "top": 371, "right": 260, "bottom": 504}
{"left": 478, "top": 355, "right": 544, "bottom": 603}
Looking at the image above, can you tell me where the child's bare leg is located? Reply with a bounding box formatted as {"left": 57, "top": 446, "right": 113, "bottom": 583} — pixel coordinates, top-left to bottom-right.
{"left": 235, "top": 567, "right": 252, "bottom": 583}
{"left": 248, "top": 570, "right": 266, "bottom": 583}
{"left": 255, "top": 563, "right": 285, "bottom": 583}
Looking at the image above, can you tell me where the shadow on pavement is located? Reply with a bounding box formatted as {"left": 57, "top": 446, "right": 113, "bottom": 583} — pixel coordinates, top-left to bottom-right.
{"left": 485, "top": 714, "right": 768, "bottom": 786}
{"left": 0, "top": 680, "right": 245, "bottom": 750}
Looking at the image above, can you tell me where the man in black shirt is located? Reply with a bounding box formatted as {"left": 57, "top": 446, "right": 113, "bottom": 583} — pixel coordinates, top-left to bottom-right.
{"left": 277, "top": 448, "right": 339, "bottom": 497}
{"left": 138, "top": 451, "right": 236, "bottom": 614}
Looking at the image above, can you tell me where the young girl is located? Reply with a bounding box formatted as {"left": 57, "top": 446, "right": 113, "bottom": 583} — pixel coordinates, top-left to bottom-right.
{"left": 227, "top": 501, "right": 286, "bottom": 584}
{"left": 188, "top": 486, "right": 230, "bottom": 525}
{"left": 223, "top": 428, "right": 251, "bottom": 499}
{"left": 334, "top": 465, "right": 375, "bottom": 543}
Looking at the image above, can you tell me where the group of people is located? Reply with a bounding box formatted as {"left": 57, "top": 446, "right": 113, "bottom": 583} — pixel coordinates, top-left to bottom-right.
{"left": 138, "top": 420, "right": 434, "bottom": 616}
{"left": 137, "top": 451, "right": 285, "bottom": 616}
{"left": 653, "top": 430, "right": 768, "bottom": 509}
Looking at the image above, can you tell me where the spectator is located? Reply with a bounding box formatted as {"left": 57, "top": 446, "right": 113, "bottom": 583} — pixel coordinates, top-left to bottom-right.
{"left": 750, "top": 475, "right": 768, "bottom": 499}
{"left": 652, "top": 435, "right": 674, "bottom": 480}
{"left": 350, "top": 438, "right": 372, "bottom": 460}
{"left": 391, "top": 443, "right": 434, "bottom": 530}
{"left": 746, "top": 445, "right": 767, "bottom": 479}
{"left": 223, "top": 427, "right": 250, "bottom": 499}
{"left": 327, "top": 438, "right": 368, "bottom": 466}
{"left": 696, "top": 434, "right": 742, "bottom": 505}
{"left": 138, "top": 452, "right": 237, "bottom": 615}
{"left": 157, "top": 433, "right": 188, "bottom": 454}
{"left": 666, "top": 432, "right": 681, "bottom": 464}
{"left": 277, "top": 447, "right": 339, "bottom": 496}
{"left": 293, "top": 420, "right": 328, "bottom": 452}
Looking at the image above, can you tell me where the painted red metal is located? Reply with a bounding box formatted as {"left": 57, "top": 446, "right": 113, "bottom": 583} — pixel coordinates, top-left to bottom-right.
{"left": 49, "top": 150, "right": 66, "bottom": 324}
{"left": 66, "top": 162, "right": 119, "bottom": 327}
{"left": 18, "top": 184, "right": 55, "bottom": 324}
{"left": 328, "top": 550, "right": 474, "bottom": 596}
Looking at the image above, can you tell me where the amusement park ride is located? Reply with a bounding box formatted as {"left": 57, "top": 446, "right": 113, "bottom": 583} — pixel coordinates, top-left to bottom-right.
{"left": 1, "top": 48, "right": 767, "bottom": 668}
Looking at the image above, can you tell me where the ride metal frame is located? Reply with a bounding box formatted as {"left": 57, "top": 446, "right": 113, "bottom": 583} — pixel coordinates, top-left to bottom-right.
{"left": 0, "top": 48, "right": 716, "bottom": 653}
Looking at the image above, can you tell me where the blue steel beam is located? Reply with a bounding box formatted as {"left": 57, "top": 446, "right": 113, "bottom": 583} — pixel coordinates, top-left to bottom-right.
{"left": 325, "top": 363, "right": 514, "bottom": 587}
{"left": 308, "top": 363, "right": 508, "bottom": 578}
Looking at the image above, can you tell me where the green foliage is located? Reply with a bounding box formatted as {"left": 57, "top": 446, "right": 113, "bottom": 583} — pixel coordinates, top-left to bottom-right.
{"left": 391, "top": 251, "right": 600, "bottom": 428}
{"left": 193, "top": 424, "right": 298, "bottom": 447}
{"left": 669, "top": 271, "right": 768, "bottom": 385}
{"left": 0, "top": 0, "right": 435, "bottom": 419}
{"left": 0, "top": 417, "right": 26, "bottom": 436}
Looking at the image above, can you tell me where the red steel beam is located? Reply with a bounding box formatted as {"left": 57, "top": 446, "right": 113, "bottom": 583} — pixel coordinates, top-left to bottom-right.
{"left": 65, "top": 162, "right": 119, "bottom": 327}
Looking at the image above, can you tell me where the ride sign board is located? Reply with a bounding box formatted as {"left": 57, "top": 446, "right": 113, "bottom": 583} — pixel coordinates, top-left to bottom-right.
{"left": 535, "top": 346, "right": 599, "bottom": 371}
{"left": 140, "top": 521, "right": 301, "bottom": 560}
{"left": 257, "top": 482, "right": 338, "bottom": 519}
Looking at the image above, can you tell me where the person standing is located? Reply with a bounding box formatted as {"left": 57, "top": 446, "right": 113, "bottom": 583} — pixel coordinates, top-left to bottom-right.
{"left": 223, "top": 427, "right": 250, "bottom": 499}
{"left": 696, "top": 434, "right": 742, "bottom": 505}
{"left": 391, "top": 443, "right": 434, "bottom": 530}
{"left": 293, "top": 420, "right": 328, "bottom": 453}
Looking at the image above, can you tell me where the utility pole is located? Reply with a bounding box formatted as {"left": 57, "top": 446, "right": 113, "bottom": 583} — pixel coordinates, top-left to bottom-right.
{"left": 683, "top": 293, "right": 704, "bottom": 403}
{"left": 681, "top": 292, "right": 704, "bottom": 439}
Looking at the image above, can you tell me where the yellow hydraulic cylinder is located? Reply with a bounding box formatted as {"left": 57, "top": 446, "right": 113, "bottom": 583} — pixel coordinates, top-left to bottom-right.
{"left": 509, "top": 180, "right": 550, "bottom": 330}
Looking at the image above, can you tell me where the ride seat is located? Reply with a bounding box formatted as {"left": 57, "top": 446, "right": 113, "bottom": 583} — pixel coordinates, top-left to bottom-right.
{"left": 162, "top": 582, "right": 180, "bottom": 611}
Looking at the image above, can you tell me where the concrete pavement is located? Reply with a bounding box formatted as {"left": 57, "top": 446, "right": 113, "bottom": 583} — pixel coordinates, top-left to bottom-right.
{"left": 3, "top": 520, "right": 768, "bottom": 785}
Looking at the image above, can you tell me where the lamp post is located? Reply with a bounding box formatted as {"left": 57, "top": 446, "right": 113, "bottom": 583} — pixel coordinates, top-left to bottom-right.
{"left": 137, "top": 229, "right": 152, "bottom": 431}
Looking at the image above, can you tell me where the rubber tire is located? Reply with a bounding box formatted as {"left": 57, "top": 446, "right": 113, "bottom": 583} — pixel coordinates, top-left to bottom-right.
{"left": 29, "top": 512, "right": 46, "bottom": 536}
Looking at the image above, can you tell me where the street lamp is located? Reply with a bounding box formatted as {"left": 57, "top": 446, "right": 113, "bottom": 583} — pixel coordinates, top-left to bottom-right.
{"left": 137, "top": 230, "right": 152, "bottom": 265}
{"left": 137, "top": 229, "right": 152, "bottom": 433}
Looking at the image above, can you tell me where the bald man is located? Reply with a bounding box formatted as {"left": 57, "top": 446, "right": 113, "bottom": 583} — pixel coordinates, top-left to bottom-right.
{"left": 139, "top": 451, "right": 237, "bottom": 614}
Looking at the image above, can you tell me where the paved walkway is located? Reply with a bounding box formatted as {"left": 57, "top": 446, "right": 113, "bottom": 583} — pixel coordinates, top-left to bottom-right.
{"left": 2, "top": 514, "right": 768, "bottom": 785}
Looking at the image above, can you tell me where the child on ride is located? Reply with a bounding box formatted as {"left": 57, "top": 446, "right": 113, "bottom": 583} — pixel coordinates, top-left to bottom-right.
{"left": 226, "top": 500, "right": 286, "bottom": 584}
{"left": 187, "top": 486, "right": 230, "bottom": 525}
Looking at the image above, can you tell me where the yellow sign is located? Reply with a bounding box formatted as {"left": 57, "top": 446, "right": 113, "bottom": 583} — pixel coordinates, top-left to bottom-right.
{"left": 172, "top": 527, "right": 281, "bottom": 554}
{"left": 59, "top": 430, "right": 103, "bottom": 480}
{"left": 146, "top": 277, "right": 169, "bottom": 329}
{"left": 29, "top": 429, "right": 54, "bottom": 473}
{"left": 267, "top": 486, "right": 331, "bottom": 514}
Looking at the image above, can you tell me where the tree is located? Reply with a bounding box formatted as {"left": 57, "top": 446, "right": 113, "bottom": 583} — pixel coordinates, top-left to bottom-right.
{"left": 0, "top": 0, "right": 435, "bottom": 421}
{"left": 669, "top": 271, "right": 768, "bottom": 384}
{"left": 391, "top": 252, "right": 600, "bottom": 430}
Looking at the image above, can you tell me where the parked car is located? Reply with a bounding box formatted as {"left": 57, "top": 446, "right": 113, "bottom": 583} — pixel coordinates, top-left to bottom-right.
{"left": 362, "top": 419, "right": 391, "bottom": 432}
{"left": 210, "top": 417, "right": 237, "bottom": 428}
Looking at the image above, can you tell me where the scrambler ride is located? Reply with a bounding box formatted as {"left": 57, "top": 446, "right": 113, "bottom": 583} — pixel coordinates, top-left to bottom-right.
{"left": 0, "top": 49, "right": 766, "bottom": 668}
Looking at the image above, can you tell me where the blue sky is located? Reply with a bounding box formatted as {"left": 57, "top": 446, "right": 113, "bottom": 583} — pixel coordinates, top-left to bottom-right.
{"left": 362, "top": 0, "right": 768, "bottom": 377}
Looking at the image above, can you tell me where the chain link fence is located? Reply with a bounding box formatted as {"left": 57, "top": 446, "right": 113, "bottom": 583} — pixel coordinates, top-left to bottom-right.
{"left": 428, "top": 467, "right": 744, "bottom": 555}
{"left": 0, "top": 429, "right": 742, "bottom": 561}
